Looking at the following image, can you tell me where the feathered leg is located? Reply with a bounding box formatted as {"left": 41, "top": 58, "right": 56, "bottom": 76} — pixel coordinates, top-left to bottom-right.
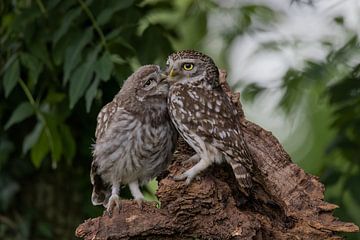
{"left": 106, "top": 183, "right": 121, "bottom": 217}
{"left": 129, "top": 181, "right": 144, "bottom": 208}
{"left": 174, "top": 158, "right": 211, "bottom": 184}
{"left": 181, "top": 153, "right": 200, "bottom": 166}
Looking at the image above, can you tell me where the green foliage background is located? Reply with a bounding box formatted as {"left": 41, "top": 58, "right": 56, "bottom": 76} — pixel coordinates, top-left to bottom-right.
{"left": 0, "top": 0, "right": 359, "bottom": 239}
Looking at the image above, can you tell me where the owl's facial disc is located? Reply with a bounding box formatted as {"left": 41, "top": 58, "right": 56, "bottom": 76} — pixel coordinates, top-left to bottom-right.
{"left": 166, "top": 58, "right": 206, "bottom": 84}
{"left": 136, "top": 70, "right": 169, "bottom": 102}
{"left": 142, "top": 72, "right": 158, "bottom": 90}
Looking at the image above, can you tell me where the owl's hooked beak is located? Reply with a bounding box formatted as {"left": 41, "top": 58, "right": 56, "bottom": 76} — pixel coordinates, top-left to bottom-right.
{"left": 169, "top": 67, "right": 179, "bottom": 78}
{"left": 160, "top": 73, "right": 167, "bottom": 81}
{"left": 164, "top": 67, "right": 179, "bottom": 84}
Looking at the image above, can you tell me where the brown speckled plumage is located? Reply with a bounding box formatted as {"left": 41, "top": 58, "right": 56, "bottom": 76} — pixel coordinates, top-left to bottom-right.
{"left": 91, "top": 65, "right": 177, "bottom": 213}
{"left": 166, "top": 50, "right": 254, "bottom": 195}
{"left": 167, "top": 50, "right": 220, "bottom": 87}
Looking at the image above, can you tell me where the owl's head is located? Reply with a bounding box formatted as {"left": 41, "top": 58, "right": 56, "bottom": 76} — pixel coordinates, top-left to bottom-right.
{"left": 121, "top": 65, "right": 168, "bottom": 103}
{"left": 165, "top": 50, "right": 219, "bottom": 87}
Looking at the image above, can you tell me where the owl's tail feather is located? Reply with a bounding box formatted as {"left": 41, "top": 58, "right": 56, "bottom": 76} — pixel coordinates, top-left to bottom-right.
{"left": 90, "top": 161, "right": 111, "bottom": 206}
{"left": 91, "top": 174, "right": 111, "bottom": 206}
{"left": 228, "top": 155, "right": 281, "bottom": 213}
{"left": 228, "top": 158, "right": 253, "bottom": 196}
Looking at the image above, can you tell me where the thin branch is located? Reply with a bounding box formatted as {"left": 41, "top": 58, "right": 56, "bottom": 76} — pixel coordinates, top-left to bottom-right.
{"left": 78, "top": 0, "right": 109, "bottom": 52}
{"left": 19, "top": 79, "right": 56, "bottom": 166}
{"left": 35, "top": 0, "right": 47, "bottom": 15}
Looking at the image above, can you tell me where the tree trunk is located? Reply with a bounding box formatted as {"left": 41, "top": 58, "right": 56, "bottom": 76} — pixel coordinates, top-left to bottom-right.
{"left": 75, "top": 70, "right": 359, "bottom": 240}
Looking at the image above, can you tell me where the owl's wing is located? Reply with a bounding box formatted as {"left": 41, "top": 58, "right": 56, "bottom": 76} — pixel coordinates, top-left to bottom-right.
{"left": 95, "top": 101, "right": 120, "bottom": 139}
{"left": 91, "top": 102, "right": 131, "bottom": 206}
{"left": 172, "top": 85, "right": 253, "bottom": 171}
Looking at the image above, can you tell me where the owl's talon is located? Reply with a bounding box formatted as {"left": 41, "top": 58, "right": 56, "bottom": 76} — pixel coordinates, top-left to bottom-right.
{"left": 173, "top": 174, "right": 187, "bottom": 181}
{"left": 135, "top": 199, "right": 143, "bottom": 209}
{"left": 106, "top": 194, "right": 121, "bottom": 217}
{"left": 174, "top": 173, "right": 195, "bottom": 185}
{"left": 107, "top": 208, "right": 115, "bottom": 217}
{"left": 105, "top": 210, "right": 111, "bottom": 217}
{"left": 185, "top": 177, "right": 193, "bottom": 185}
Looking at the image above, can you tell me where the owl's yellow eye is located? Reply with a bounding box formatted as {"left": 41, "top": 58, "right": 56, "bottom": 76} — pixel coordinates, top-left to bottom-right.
{"left": 182, "top": 63, "right": 194, "bottom": 71}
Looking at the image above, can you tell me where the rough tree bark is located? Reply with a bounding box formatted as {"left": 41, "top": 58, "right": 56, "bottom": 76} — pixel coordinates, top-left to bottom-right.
{"left": 76, "top": 70, "right": 359, "bottom": 240}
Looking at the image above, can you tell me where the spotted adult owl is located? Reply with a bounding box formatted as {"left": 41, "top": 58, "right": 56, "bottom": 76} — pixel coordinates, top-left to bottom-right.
{"left": 165, "top": 50, "right": 254, "bottom": 195}
{"left": 91, "top": 65, "right": 177, "bottom": 215}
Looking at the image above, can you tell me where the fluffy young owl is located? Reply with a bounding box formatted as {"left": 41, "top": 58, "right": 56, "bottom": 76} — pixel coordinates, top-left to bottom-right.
{"left": 91, "top": 65, "right": 177, "bottom": 215}
{"left": 166, "top": 50, "right": 254, "bottom": 195}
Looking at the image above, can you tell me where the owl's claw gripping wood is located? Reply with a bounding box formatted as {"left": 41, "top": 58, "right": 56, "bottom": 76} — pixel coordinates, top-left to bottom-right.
{"left": 175, "top": 158, "right": 210, "bottom": 184}
{"left": 174, "top": 172, "right": 202, "bottom": 185}
{"left": 135, "top": 199, "right": 144, "bottom": 210}
{"left": 106, "top": 194, "right": 121, "bottom": 217}
{"left": 173, "top": 173, "right": 191, "bottom": 184}
{"left": 174, "top": 168, "right": 199, "bottom": 185}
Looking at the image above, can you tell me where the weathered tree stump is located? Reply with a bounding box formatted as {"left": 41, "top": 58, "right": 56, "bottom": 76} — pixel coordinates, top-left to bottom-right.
{"left": 75, "top": 70, "right": 359, "bottom": 240}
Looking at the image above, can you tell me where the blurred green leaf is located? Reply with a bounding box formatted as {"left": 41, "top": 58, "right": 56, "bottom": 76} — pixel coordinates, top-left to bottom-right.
{"left": 59, "top": 124, "right": 76, "bottom": 162}
{"left": 137, "top": 24, "right": 172, "bottom": 64}
{"left": 53, "top": 7, "right": 82, "bottom": 45}
{"left": 327, "top": 65, "right": 360, "bottom": 105}
{"left": 23, "top": 122, "right": 43, "bottom": 154}
{"left": 242, "top": 83, "right": 266, "bottom": 102}
{"left": 29, "top": 40, "right": 51, "bottom": 69}
{"left": 321, "top": 167, "right": 343, "bottom": 187}
{"left": 30, "top": 130, "right": 49, "bottom": 168}
{"left": 47, "top": 0, "right": 62, "bottom": 10}
{"left": 96, "top": 0, "right": 134, "bottom": 26}
{"left": 279, "top": 68, "right": 304, "bottom": 113}
{"left": 241, "top": 4, "right": 276, "bottom": 24}
{"left": 95, "top": 52, "right": 113, "bottom": 81}
{"left": 1, "top": 54, "right": 18, "bottom": 74}
{"left": 347, "top": 173, "right": 360, "bottom": 204}
{"left": 0, "top": 137, "right": 14, "bottom": 169}
{"left": 85, "top": 76, "right": 100, "bottom": 112}
{"left": 44, "top": 114, "right": 63, "bottom": 163}
{"left": 3, "top": 58, "right": 20, "bottom": 97}
{"left": 63, "top": 28, "right": 93, "bottom": 83}
{"left": 53, "top": 31, "right": 78, "bottom": 66}
{"left": 20, "top": 52, "right": 43, "bottom": 88}
{"left": 4, "top": 102, "right": 34, "bottom": 130}
{"left": 45, "top": 91, "right": 66, "bottom": 104}
{"left": 143, "top": 179, "right": 159, "bottom": 202}
{"left": 0, "top": 176, "right": 20, "bottom": 211}
{"left": 69, "top": 46, "right": 100, "bottom": 108}
{"left": 110, "top": 54, "right": 126, "bottom": 65}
